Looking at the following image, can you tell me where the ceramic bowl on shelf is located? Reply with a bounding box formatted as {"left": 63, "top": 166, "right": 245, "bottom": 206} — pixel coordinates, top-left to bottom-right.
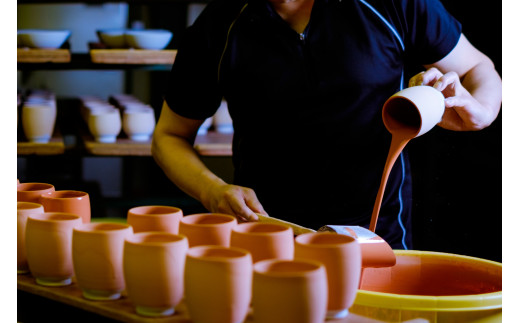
{"left": 124, "top": 29, "right": 173, "bottom": 50}
{"left": 87, "top": 108, "right": 122, "bottom": 143}
{"left": 97, "top": 29, "right": 127, "bottom": 49}
{"left": 18, "top": 29, "right": 71, "bottom": 49}
{"left": 122, "top": 107, "right": 156, "bottom": 142}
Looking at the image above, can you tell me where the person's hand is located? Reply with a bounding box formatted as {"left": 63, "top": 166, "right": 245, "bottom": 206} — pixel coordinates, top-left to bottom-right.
{"left": 199, "top": 182, "right": 267, "bottom": 222}
{"left": 408, "top": 67, "right": 494, "bottom": 131}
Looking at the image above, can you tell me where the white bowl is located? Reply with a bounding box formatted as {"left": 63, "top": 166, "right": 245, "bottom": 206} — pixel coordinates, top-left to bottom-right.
{"left": 125, "top": 29, "right": 172, "bottom": 50}
{"left": 18, "top": 29, "right": 71, "bottom": 49}
{"left": 97, "top": 29, "right": 127, "bottom": 48}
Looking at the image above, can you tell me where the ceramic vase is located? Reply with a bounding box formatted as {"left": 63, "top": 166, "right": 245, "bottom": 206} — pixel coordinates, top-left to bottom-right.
{"left": 127, "top": 205, "right": 183, "bottom": 234}
{"left": 295, "top": 232, "right": 362, "bottom": 319}
{"left": 40, "top": 190, "right": 91, "bottom": 224}
{"left": 21, "top": 104, "right": 57, "bottom": 143}
{"left": 123, "top": 232, "right": 188, "bottom": 317}
{"left": 25, "top": 212, "right": 82, "bottom": 286}
{"left": 87, "top": 108, "right": 122, "bottom": 143}
{"left": 122, "top": 108, "right": 156, "bottom": 142}
{"left": 72, "top": 222, "right": 133, "bottom": 300}
{"left": 252, "top": 259, "right": 328, "bottom": 323}
{"left": 17, "top": 202, "right": 44, "bottom": 274}
{"left": 230, "top": 222, "right": 294, "bottom": 263}
{"left": 179, "top": 213, "right": 237, "bottom": 247}
{"left": 17, "top": 182, "right": 55, "bottom": 203}
{"left": 382, "top": 85, "right": 445, "bottom": 138}
{"left": 184, "top": 246, "right": 253, "bottom": 323}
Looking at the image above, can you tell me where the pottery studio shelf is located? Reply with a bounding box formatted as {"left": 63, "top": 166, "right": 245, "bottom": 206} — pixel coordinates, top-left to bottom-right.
{"left": 90, "top": 49, "right": 177, "bottom": 65}
{"left": 81, "top": 131, "right": 233, "bottom": 157}
{"left": 17, "top": 132, "right": 66, "bottom": 155}
{"left": 17, "top": 48, "right": 72, "bottom": 63}
{"left": 18, "top": 274, "right": 383, "bottom": 323}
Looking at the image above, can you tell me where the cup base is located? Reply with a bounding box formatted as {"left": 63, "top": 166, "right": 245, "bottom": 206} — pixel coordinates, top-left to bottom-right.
{"left": 35, "top": 277, "right": 72, "bottom": 287}
{"left": 129, "top": 134, "right": 151, "bottom": 142}
{"left": 136, "top": 306, "right": 175, "bottom": 317}
{"left": 27, "top": 136, "right": 51, "bottom": 143}
{"left": 95, "top": 135, "right": 117, "bottom": 143}
{"left": 326, "top": 308, "right": 349, "bottom": 319}
{"left": 82, "top": 289, "right": 122, "bottom": 301}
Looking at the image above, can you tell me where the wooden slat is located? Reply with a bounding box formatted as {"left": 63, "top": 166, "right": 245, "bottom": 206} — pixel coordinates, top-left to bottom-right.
{"left": 17, "top": 135, "right": 65, "bottom": 155}
{"left": 90, "top": 49, "right": 177, "bottom": 65}
{"left": 17, "top": 48, "right": 71, "bottom": 63}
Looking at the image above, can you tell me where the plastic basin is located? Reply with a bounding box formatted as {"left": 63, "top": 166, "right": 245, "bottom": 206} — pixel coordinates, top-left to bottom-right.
{"left": 351, "top": 250, "right": 502, "bottom": 322}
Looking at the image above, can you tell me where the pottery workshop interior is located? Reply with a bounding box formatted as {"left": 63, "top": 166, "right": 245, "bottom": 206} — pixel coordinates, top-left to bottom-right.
{"left": 16, "top": 0, "right": 503, "bottom": 322}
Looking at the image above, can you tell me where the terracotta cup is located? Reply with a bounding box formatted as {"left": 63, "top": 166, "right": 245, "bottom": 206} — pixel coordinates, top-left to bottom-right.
{"left": 252, "top": 259, "right": 328, "bottom": 323}
{"left": 295, "top": 232, "right": 362, "bottom": 319}
{"left": 184, "top": 246, "right": 253, "bottom": 323}
{"left": 40, "top": 190, "right": 91, "bottom": 224}
{"left": 179, "top": 213, "right": 237, "bottom": 247}
{"left": 72, "top": 222, "right": 133, "bottom": 300}
{"left": 382, "top": 85, "right": 445, "bottom": 138}
{"left": 17, "top": 202, "right": 44, "bottom": 274}
{"left": 123, "top": 232, "right": 188, "bottom": 317}
{"left": 230, "top": 222, "right": 294, "bottom": 263}
{"left": 17, "top": 182, "right": 55, "bottom": 203}
{"left": 25, "top": 212, "right": 82, "bottom": 286}
{"left": 127, "top": 205, "right": 183, "bottom": 234}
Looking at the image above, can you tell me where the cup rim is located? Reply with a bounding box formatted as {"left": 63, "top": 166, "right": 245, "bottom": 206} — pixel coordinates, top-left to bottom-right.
{"left": 17, "top": 201, "right": 44, "bottom": 210}
{"left": 128, "top": 205, "right": 182, "bottom": 216}
{"left": 180, "top": 213, "right": 237, "bottom": 226}
{"left": 17, "top": 182, "right": 54, "bottom": 192}
{"left": 186, "top": 245, "right": 251, "bottom": 262}
{"left": 40, "top": 190, "right": 89, "bottom": 199}
{"left": 232, "top": 222, "right": 292, "bottom": 235}
{"left": 295, "top": 232, "right": 357, "bottom": 247}
{"left": 28, "top": 212, "right": 81, "bottom": 222}
{"left": 125, "top": 232, "right": 187, "bottom": 246}
{"left": 253, "top": 258, "right": 324, "bottom": 277}
{"left": 74, "top": 222, "right": 132, "bottom": 233}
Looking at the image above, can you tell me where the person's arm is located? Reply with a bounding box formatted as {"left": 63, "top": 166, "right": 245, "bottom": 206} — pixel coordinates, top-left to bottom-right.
{"left": 408, "top": 34, "right": 502, "bottom": 131}
{"left": 151, "top": 101, "right": 265, "bottom": 221}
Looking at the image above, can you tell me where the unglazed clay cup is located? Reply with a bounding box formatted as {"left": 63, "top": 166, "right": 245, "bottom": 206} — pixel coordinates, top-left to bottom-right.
{"left": 184, "top": 246, "right": 253, "bottom": 323}
{"left": 252, "top": 259, "right": 328, "bottom": 323}
{"left": 25, "top": 212, "right": 82, "bottom": 286}
{"left": 123, "top": 232, "right": 188, "bottom": 317}
{"left": 382, "top": 85, "right": 445, "bottom": 138}
{"left": 21, "top": 104, "right": 57, "bottom": 143}
{"left": 17, "top": 182, "right": 55, "bottom": 203}
{"left": 17, "top": 202, "right": 44, "bottom": 274}
{"left": 87, "top": 108, "right": 122, "bottom": 143}
{"left": 230, "top": 222, "right": 294, "bottom": 263}
{"left": 127, "top": 205, "right": 183, "bottom": 234}
{"left": 122, "top": 108, "right": 156, "bottom": 142}
{"left": 179, "top": 213, "right": 237, "bottom": 247}
{"left": 295, "top": 232, "right": 362, "bottom": 319}
{"left": 72, "top": 222, "right": 133, "bottom": 300}
{"left": 40, "top": 190, "right": 91, "bottom": 224}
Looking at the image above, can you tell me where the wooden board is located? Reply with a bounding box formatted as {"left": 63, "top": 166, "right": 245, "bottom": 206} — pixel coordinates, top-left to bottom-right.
{"left": 17, "top": 135, "right": 65, "bottom": 155}
{"left": 17, "top": 48, "right": 71, "bottom": 63}
{"left": 82, "top": 131, "right": 232, "bottom": 157}
{"left": 18, "top": 274, "right": 386, "bottom": 323}
{"left": 90, "top": 49, "right": 177, "bottom": 65}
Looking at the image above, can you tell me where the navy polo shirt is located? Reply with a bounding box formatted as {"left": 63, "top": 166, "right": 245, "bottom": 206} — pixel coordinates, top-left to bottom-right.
{"left": 164, "top": 0, "right": 461, "bottom": 248}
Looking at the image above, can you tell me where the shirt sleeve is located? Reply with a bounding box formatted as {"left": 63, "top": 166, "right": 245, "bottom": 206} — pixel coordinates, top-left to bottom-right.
{"left": 163, "top": 19, "right": 223, "bottom": 120}
{"left": 401, "top": 0, "right": 462, "bottom": 65}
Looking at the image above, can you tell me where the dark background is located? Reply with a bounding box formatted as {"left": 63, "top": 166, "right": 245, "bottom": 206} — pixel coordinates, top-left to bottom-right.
{"left": 409, "top": 0, "right": 502, "bottom": 262}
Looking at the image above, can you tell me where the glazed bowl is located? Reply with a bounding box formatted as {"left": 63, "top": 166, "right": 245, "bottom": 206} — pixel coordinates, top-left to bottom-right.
{"left": 97, "top": 29, "right": 127, "bottom": 48}
{"left": 18, "top": 29, "right": 71, "bottom": 49}
{"left": 125, "top": 29, "right": 172, "bottom": 50}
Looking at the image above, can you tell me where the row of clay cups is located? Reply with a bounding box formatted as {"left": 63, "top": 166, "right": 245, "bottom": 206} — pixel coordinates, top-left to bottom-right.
{"left": 18, "top": 200, "right": 361, "bottom": 323}
{"left": 81, "top": 97, "right": 155, "bottom": 142}
{"left": 109, "top": 94, "right": 157, "bottom": 142}
{"left": 17, "top": 182, "right": 91, "bottom": 274}
{"left": 20, "top": 92, "right": 57, "bottom": 143}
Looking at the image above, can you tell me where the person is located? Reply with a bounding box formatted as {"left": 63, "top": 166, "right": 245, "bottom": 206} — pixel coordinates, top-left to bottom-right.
{"left": 152, "top": 0, "right": 502, "bottom": 249}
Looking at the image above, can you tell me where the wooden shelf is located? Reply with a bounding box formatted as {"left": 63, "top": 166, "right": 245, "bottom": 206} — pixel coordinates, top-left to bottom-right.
{"left": 17, "top": 134, "right": 65, "bottom": 155}
{"left": 90, "top": 49, "right": 177, "bottom": 65}
{"left": 18, "top": 274, "right": 382, "bottom": 323}
{"left": 17, "top": 48, "right": 71, "bottom": 63}
{"left": 81, "top": 131, "right": 232, "bottom": 157}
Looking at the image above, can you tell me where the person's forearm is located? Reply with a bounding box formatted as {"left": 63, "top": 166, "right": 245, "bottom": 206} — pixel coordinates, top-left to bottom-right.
{"left": 151, "top": 132, "right": 226, "bottom": 204}
{"left": 461, "top": 58, "right": 502, "bottom": 126}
